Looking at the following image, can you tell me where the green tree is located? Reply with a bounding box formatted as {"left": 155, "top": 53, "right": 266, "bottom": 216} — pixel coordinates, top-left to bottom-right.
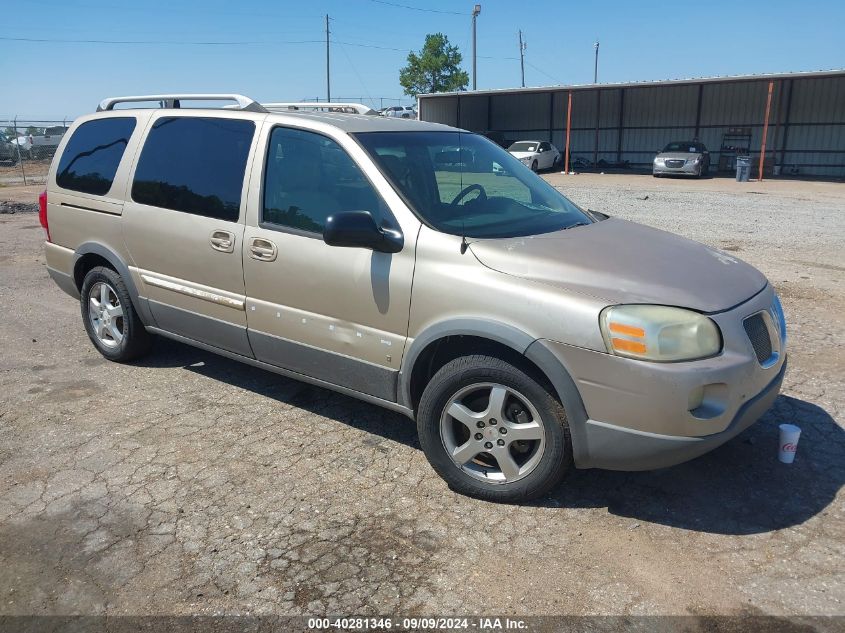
{"left": 399, "top": 33, "right": 469, "bottom": 97}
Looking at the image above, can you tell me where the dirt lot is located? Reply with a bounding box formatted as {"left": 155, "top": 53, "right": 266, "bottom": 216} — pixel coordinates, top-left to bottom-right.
{"left": 0, "top": 175, "right": 843, "bottom": 625}
{"left": 0, "top": 158, "right": 51, "bottom": 187}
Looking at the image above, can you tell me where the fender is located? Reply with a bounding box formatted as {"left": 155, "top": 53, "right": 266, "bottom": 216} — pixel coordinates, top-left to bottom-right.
{"left": 73, "top": 241, "right": 157, "bottom": 327}
{"left": 524, "top": 340, "right": 592, "bottom": 468}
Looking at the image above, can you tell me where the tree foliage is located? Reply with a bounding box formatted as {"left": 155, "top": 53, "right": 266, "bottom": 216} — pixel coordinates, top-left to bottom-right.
{"left": 399, "top": 33, "right": 469, "bottom": 97}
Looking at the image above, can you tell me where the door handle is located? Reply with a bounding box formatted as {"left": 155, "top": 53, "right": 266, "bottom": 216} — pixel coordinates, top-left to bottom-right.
{"left": 249, "top": 237, "right": 277, "bottom": 262}
{"left": 210, "top": 230, "right": 235, "bottom": 253}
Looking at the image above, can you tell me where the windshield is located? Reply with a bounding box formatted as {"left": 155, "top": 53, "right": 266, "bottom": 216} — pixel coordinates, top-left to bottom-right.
{"left": 355, "top": 131, "right": 591, "bottom": 239}
{"left": 663, "top": 141, "right": 705, "bottom": 153}
{"left": 508, "top": 141, "right": 539, "bottom": 152}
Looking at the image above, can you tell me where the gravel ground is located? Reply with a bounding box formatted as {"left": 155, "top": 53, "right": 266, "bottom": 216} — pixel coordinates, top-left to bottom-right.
{"left": 0, "top": 201, "right": 37, "bottom": 214}
{"left": 0, "top": 176, "right": 842, "bottom": 626}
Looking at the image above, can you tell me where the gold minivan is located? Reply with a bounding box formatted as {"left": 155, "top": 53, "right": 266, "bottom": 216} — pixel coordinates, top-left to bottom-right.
{"left": 41, "top": 94, "right": 787, "bottom": 502}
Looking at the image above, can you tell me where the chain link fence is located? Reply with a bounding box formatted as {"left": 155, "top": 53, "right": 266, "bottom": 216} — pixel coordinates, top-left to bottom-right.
{"left": 1, "top": 118, "right": 72, "bottom": 186}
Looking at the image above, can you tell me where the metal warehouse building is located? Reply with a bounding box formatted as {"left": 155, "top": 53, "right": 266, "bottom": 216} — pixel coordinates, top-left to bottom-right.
{"left": 418, "top": 69, "right": 845, "bottom": 178}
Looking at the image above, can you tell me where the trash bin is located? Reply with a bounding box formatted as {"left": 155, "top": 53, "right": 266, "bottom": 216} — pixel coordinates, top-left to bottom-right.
{"left": 736, "top": 155, "right": 751, "bottom": 182}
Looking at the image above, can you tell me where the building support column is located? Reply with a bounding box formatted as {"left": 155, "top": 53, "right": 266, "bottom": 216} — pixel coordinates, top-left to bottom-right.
{"left": 758, "top": 81, "right": 774, "bottom": 182}
{"left": 564, "top": 90, "right": 572, "bottom": 174}
{"left": 694, "top": 83, "right": 704, "bottom": 139}
{"left": 779, "top": 79, "right": 794, "bottom": 169}
{"left": 616, "top": 88, "right": 625, "bottom": 164}
{"left": 593, "top": 89, "right": 601, "bottom": 168}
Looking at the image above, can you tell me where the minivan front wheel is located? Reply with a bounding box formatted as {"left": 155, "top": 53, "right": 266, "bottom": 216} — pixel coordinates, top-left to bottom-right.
{"left": 417, "top": 355, "right": 572, "bottom": 502}
{"left": 80, "top": 266, "right": 152, "bottom": 362}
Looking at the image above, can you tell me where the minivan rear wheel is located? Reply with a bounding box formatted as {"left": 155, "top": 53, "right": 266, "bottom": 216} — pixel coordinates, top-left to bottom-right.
{"left": 80, "top": 266, "right": 152, "bottom": 362}
{"left": 417, "top": 355, "right": 572, "bottom": 502}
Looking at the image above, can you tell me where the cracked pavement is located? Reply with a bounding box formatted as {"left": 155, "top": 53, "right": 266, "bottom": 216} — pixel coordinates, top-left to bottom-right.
{"left": 0, "top": 176, "right": 843, "bottom": 619}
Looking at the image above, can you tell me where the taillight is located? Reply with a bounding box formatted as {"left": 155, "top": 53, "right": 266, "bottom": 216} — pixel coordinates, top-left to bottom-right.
{"left": 38, "top": 190, "right": 50, "bottom": 242}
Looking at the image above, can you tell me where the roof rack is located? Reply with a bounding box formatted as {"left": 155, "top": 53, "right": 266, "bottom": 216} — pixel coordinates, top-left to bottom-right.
{"left": 96, "top": 94, "right": 267, "bottom": 113}
{"left": 262, "top": 102, "right": 379, "bottom": 116}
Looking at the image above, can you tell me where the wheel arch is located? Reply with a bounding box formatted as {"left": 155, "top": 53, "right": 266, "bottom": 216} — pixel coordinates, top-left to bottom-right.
{"left": 73, "top": 242, "right": 155, "bottom": 326}
{"left": 399, "top": 320, "right": 535, "bottom": 410}
{"left": 399, "top": 319, "right": 591, "bottom": 467}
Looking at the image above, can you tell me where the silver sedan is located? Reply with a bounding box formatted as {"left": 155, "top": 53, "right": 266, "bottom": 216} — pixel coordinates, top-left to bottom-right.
{"left": 653, "top": 141, "right": 710, "bottom": 178}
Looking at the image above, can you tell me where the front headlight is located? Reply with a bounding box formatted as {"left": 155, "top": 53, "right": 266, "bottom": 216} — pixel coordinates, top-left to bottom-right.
{"left": 654, "top": 157, "right": 665, "bottom": 165}
{"left": 520, "top": 156, "right": 532, "bottom": 164}
{"left": 600, "top": 305, "right": 722, "bottom": 362}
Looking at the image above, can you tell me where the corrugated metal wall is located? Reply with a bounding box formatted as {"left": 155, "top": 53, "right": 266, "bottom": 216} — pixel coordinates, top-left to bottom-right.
{"left": 419, "top": 74, "right": 845, "bottom": 177}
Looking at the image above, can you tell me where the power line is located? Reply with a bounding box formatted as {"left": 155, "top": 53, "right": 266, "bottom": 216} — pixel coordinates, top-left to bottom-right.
{"left": 0, "top": 35, "right": 322, "bottom": 46}
{"left": 0, "top": 34, "right": 416, "bottom": 51}
{"left": 335, "top": 40, "right": 375, "bottom": 106}
{"left": 363, "top": 0, "right": 466, "bottom": 15}
{"left": 525, "top": 60, "right": 563, "bottom": 84}
{"left": 333, "top": 40, "right": 407, "bottom": 52}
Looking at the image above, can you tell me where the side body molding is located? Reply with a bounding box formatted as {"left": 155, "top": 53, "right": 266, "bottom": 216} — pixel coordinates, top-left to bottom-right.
{"left": 72, "top": 241, "right": 157, "bottom": 327}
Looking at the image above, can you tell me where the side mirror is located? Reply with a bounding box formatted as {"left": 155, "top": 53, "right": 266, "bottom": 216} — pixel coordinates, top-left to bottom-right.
{"left": 323, "top": 211, "right": 403, "bottom": 254}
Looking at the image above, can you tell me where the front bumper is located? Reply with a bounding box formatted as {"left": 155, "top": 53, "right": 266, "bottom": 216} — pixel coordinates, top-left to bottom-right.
{"left": 533, "top": 285, "right": 786, "bottom": 470}
{"left": 580, "top": 359, "right": 785, "bottom": 470}
{"left": 653, "top": 162, "right": 700, "bottom": 175}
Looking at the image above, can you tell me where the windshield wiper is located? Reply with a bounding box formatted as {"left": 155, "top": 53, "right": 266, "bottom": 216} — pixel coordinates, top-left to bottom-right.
{"left": 563, "top": 221, "right": 590, "bottom": 230}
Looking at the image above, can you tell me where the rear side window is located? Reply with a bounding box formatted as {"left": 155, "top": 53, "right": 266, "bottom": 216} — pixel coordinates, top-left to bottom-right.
{"left": 132, "top": 117, "right": 254, "bottom": 221}
{"left": 56, "top": 117, "right": 136, "bottom": 195}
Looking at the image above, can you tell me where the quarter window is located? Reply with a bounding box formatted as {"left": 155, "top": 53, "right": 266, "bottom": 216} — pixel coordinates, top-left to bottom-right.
{"left": 56, "top": 117, "right": 136, "bottom": 195}
{"left": 132, "top": 117, "right": 254, "bottom": 221}
{"left": 263, "top": 127, "right": 387, "bottom": 233}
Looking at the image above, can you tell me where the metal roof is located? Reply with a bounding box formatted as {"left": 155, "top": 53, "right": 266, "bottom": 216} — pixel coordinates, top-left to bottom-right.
{"left": 418, "top": 68, "right": 845, "bottom": 99}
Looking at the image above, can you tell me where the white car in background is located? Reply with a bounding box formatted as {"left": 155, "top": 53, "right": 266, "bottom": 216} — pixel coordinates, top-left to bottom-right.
{"left": 382, "top": 105, "right": 417, "bottom": 119}
{"left": 507, "top": 140, "right": 561, "bottom": 172}
{"left": 11, "top": 134, "right": 33, "bottom": 158}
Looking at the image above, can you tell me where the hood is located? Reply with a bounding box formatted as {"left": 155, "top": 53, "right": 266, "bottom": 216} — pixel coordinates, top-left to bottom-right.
{"left": 509, "top": 151, "right": 538, "bottom": 159}
{"left": 468, "top": 218, "right": 767, "bottom": 313}
{"left": 657, "top": 151, "right": 700, "bottom": 160}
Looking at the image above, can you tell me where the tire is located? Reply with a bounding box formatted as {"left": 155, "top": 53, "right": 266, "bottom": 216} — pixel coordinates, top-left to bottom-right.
{"left": 80, "top": 266, "right": 152, "bottom": 362}
{"left": 531, "top": 160, "right": 538, "bottom": 172}
{"left": 417, "top": 355, "right": 572, "bottom": 503}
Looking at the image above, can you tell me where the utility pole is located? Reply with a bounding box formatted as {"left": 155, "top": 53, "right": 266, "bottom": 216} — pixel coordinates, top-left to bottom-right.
{"left": 593, "top": 40, "right": 600, "bottom": 83}
{"left": 518, "top": 30, "right": 526, "bottom": 88}
{"left": 325, "top": 14, "right": 331, "bottom": 103}
{"left": 471, "top": 4, "right": 481, "bottom": 90}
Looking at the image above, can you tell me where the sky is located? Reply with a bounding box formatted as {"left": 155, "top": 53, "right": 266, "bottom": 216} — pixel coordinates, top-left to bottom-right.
{"left": 2, "top": 0, "right": 843, "bottom": 119}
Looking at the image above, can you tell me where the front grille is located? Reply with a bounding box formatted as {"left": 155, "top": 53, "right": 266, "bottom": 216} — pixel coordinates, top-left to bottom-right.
{"left": 743, "top": 313, "right": 773, "bottom": 364}
{"left": 665, "top": 159, "right": 685, "bottom": 168}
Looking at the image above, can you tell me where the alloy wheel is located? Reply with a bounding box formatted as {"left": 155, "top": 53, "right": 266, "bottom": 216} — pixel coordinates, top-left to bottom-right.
{"left": 439, "top": 382, "right": 546, "bottom": 484}
{"left": 87, "top": 282, "right": 125, "bottom": 348}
